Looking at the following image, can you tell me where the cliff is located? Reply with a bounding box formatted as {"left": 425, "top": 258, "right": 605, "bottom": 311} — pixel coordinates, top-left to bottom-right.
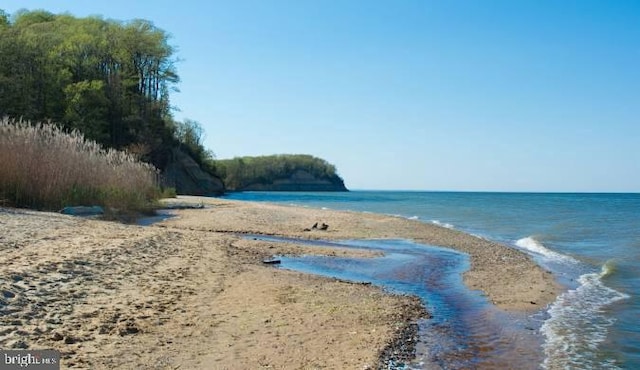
{"left": 162, "top": 148, "right": 225, "bottom": 196}
{"left": 239, "top": 169, "right": 348, "bottom": 192}
{"left": 216, "top": 154, "right": 348, "bottom": 192}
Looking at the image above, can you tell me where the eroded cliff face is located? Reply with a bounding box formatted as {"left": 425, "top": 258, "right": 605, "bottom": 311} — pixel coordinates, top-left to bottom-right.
{"left": 240, "top": 170, "right": 348, "bottom": 192}
{"left": 163, "top": 148, "right": 225, "bottom": 195}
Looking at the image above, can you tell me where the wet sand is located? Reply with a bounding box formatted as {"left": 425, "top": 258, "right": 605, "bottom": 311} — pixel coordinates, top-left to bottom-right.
{"left": 0, "top": 196, "right": 560, "bottom": 369}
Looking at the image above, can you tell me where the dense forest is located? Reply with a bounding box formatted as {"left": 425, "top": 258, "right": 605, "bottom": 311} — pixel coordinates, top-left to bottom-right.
{"left": 217, "top": 155, "right": 347, "bottom": 191}
{"left": 0, "top": 9, "right": 213, "bottom": 173}
{"left": 0, "top": 9, "right": 345, "bottom": 194}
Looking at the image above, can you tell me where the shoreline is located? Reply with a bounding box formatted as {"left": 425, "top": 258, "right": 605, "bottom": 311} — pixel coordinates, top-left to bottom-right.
{"left": 163, "top": 196, "right": 561, "bottom": 311}
{"left": 0, "top": 196, "right": 560, "bottom": 368}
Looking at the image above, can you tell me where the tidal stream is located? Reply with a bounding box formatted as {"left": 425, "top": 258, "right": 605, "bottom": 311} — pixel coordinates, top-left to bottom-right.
{"left": 250, "top": 235, "right": 548, "bottom": 369}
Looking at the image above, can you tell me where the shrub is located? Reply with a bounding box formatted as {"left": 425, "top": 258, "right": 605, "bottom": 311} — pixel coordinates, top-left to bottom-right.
{"left": 159, "top": 186, "right": 177, "bottom": 198}
{"left": 0, "top": 117, "right": 160, "bottom": 212}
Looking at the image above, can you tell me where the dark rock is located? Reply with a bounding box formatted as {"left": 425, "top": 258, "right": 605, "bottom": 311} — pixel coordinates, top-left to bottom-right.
{"left": 377, "top": 322, "right": 420, "bottom": 369}
{"left": 162, "top": 148, "right": 225, "bottom": 196}
{"left": 320, "top": 223, "right": 329, "bottom": 230}
{"left": 311, "top": 222, "right": 318, "bottom": 229}
{"left": 118, "top": 322, "right": 141, "bottom": 336}
{"left": 51, "top": 332, "right": 64, "bottom": 341}
{"left": 11, "top": 340, "right": 29, "bottom": 349}
{"left": 2, "top": 290, "right": 15, "bottom": 299}
{"left": 98, "top": 326, "right": 111, "bottom": 334}
{"left": 10, "top": 275, "right": 23, "bottom": 282}
{"left": 376, "top": 297, "right": 429, "bottom": 369}
{"left": 262, "top": 259, "right": 281, "bottom": 265}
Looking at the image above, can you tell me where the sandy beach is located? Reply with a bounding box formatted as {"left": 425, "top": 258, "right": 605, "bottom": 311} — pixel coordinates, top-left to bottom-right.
{"left": 0, "top": 196, "right": 560, "bottom": 369}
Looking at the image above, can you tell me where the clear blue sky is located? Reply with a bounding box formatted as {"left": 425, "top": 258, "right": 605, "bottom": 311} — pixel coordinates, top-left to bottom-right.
{"left": 4, "top": 1, "right": 639, "bottom": 192}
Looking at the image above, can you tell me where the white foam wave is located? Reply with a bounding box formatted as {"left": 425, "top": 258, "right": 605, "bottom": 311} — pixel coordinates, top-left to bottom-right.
{"left": 430, "top": 220, "right": 454, "bottom": 229}
{"left": 471, "top": 233, "right": 491, "bottom": 241}
{"left": 407, "top": 215, "right": 419, "bottom": 220}
{"left": 541, "top": 264, "right": 630, "bottom": 369}
{"left": 515, "top": 237, "right": 578, "bottom": 264}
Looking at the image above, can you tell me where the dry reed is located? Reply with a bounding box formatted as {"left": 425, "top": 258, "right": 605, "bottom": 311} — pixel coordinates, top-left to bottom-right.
{"left": 0, "top": 117, "right": 159, "bottom": 211}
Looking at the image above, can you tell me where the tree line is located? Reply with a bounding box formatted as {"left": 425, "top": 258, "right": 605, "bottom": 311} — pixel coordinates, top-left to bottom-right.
{"left": 0, "top": 9, "right": 345, "bottom": 193}
{"left": 217, "top": 154, "right": 343, "bottom": 191}
{"left": 0, "top": 9, "right": 211, "bottom": 173}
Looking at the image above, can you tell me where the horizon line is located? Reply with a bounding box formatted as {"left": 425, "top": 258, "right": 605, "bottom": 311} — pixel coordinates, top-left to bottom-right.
{"left": 346, "top": 189, "right": 640, "bottom": 194}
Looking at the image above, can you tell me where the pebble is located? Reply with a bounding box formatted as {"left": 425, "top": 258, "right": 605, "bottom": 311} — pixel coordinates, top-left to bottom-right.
{"left": 11, "top": 340, "right": 29, "bottom": 349}
{"left": 2, "top": 290, "right": 16, "bottom": 299}
{"left": 10, "top": 275, "right": 24, "bottom": 282}
{"left": 51, "top": 332, "right": 64, "bottom": 341}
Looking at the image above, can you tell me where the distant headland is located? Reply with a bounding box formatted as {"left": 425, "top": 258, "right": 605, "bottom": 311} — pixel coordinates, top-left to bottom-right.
{"left": 215, "top": 154, "right": 348, "bottom": 192}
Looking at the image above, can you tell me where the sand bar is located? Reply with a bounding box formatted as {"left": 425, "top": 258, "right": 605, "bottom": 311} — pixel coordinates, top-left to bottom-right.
{"left": 0, "top": 196, "right": 559, "bottom": 369}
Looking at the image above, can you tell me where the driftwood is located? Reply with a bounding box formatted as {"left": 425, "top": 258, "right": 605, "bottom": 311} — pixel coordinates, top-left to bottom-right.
{"left": 160, "top": 202, "right": 205, "bottom": 210}
{"left": 304, "top": 222, "right": 329, "bottom": 231}
{"left": 262, "top": 259, "right": 281, "bottom": 265}
{"left": 333, "top": 278, "right": 371, "bottom": 286}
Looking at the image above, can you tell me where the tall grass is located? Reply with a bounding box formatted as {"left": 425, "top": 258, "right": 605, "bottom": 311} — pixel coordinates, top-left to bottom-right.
{"left": 0, "top": 117, "right": 160, "bottom": 212}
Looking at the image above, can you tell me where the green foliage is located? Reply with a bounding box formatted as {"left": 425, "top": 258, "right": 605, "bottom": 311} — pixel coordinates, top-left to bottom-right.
{"left": 216, "top": 154, "right": 342, "bottom": 191}
{"left": 172, "top": 118, "right": 220, "bottom": 176}
{"left": 0, "top": 9, "right": 9, "bottom": 28}
{"left": 174, "top": 119, "right": 212, "bottom": 161}
{"left": 64, "top": 80, "right": 109, "bottom": 142}
{"left": 0, "top": 9, "right": 180, "bottom": 159}
{"left": 0, "top": 9, "right": 345, "bottom": 198}
{"left": 159, "top": 187, "right": 178, "bottom": 198}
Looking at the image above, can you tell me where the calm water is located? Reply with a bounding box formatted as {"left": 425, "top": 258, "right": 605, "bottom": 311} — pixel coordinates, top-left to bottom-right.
{"left": 248, "top": 235, "right": 545, "bottom": 369}
{"left": 224, "top": 191, "right": 640, "bottom": 369}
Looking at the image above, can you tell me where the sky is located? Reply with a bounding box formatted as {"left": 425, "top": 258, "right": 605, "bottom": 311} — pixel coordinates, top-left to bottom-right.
{"left": 3, "top": 1, "right": 639, "bottom": 192}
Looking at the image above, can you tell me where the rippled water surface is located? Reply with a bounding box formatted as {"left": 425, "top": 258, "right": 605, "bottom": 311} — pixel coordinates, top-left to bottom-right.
{"left": 251, "top": 236, "right": 545, "bottom": 369}
{"left": 226, "top": 191, "right": 640, "bottom": 369}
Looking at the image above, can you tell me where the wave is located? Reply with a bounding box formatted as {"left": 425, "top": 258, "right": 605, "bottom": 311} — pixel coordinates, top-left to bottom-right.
{"left": 287, "top": 203, "right": 310, "bottom": 208}
{"left": 541, "top": 263, "right": 630, "bottom": 369}
{"left": 430, "top": 220, "right": 455, "bottom": 229}
{"left": 601, "top": 259, "right": 619, "bottom": 278}
{"left": 515, "top": 236, "right": 579, "bottom": 264}
{"left": 388, "top": 214, "right": 420, "bottom": 221}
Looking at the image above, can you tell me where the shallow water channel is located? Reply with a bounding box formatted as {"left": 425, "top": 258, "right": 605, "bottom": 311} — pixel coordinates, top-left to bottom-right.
{"left": 250, "top": 235, "right": 547, "bottom": 369}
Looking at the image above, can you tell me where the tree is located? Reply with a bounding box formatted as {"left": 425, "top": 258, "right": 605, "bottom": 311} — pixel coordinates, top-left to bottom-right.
{"left": 63, "top": 80, "right": 109, "bottom": 142}
{"left": 216, "top": 154, "right": 344, "bottom": 191}
{"left": 0, "top": 9, "right": 9, "bottom": 28}
{"left": 0, "top": 9, "right": 231, "bottom": 185}
{"left": 173, "top": 119, "right": 217, "bottom": 171}
{"left": 0, "top": 10, "right": 183, "bottom": 164}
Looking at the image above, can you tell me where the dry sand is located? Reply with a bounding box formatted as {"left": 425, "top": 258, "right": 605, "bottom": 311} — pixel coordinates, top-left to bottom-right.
{"left": 0, "top": 196, "right": 560, "bottom": 369}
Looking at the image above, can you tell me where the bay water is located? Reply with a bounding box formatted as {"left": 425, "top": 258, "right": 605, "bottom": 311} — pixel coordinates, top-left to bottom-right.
{"left": 222, "top": 191, "right": 639, "bottom": 369}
